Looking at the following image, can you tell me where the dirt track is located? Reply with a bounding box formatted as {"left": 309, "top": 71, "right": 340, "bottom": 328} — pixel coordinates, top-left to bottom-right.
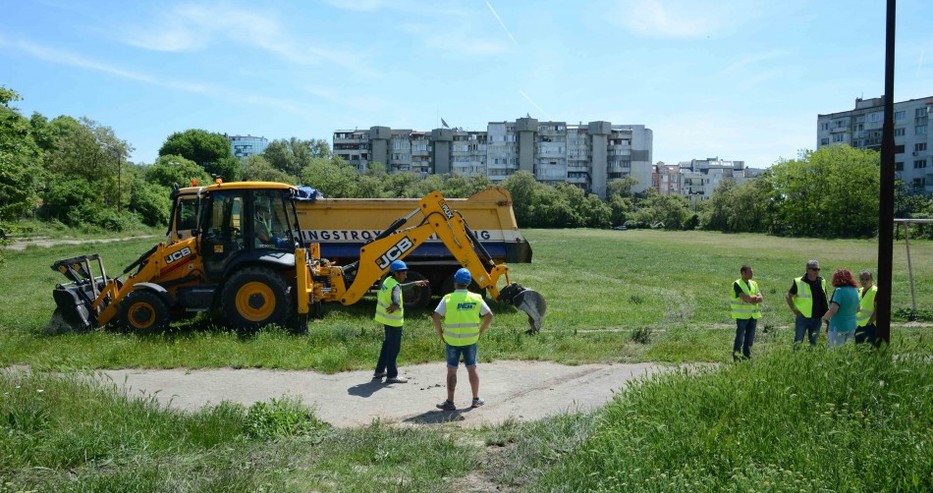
{"left": 100, "top": 361, "right": 666, "bottom": 428}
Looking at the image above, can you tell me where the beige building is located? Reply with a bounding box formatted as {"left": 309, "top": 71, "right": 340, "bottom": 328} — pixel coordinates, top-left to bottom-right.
{"left": 333, "top": 117, "right": 653, "bottom": 198}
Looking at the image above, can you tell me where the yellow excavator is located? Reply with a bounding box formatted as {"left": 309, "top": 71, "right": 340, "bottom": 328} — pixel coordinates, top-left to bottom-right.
{"left": 47, "top": 181, "right": 546, "bottom": 334}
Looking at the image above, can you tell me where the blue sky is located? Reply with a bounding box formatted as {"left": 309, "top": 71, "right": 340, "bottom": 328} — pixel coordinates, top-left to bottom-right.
{"left": 2, "top": 0, "right": 931, "bottom": 168}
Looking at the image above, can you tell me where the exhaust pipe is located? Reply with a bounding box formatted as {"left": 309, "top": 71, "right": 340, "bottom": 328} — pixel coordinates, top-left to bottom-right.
{"left": 498, "top": 283, "right": 547, "bottom": 334}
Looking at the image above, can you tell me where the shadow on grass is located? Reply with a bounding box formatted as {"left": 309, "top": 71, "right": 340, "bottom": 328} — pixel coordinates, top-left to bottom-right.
{"left": 403, "top": 406, "right": 479, "bottom": 425}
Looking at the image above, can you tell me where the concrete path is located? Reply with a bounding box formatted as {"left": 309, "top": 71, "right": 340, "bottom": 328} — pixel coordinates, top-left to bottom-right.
{"left": 100, "top": 361, "right": 665, "bottom": 428}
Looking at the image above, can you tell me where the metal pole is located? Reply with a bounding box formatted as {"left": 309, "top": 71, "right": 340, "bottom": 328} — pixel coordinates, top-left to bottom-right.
{"left": 902, "top": 221, "right": 917, "bottom": 311}
{"left": 876, "top": 0, "right": 896, "bottom": 345}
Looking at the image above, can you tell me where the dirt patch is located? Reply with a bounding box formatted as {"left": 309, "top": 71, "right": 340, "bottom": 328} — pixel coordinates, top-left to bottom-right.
{"left": 99, "top": 361, "right": 667, "bottom": 428}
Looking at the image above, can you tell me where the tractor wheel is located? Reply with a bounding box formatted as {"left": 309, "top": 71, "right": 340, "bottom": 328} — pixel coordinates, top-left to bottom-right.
{"left": 403, "top": 270, "right": 433, "bottom": 310}
{"left": 119, "top": 290, "right": 170, "bottom": 334}
{"left": 221, "top": 267, "right": 291, "bottom": 332}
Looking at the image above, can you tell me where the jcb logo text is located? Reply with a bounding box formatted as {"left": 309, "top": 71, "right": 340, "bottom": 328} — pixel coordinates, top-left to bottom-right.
{"left": 376, "top": 237, "right": 414, "bottom": 270}
{"left": 165, "top": 247, "right": 192, "bottom": 264}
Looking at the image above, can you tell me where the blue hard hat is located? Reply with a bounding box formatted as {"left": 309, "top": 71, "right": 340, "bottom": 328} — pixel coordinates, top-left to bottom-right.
{"left": 389, "top": 260, "right": 408, "bottom": 273}
{"left": 454, "top": 268, "right": 472, "bottom": 285}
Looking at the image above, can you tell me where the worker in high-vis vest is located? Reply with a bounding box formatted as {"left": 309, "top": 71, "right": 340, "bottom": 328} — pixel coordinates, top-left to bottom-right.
{"left": 854, "top": 270, "right": 879, "bottom": 347}
{"left": 373, "top": 260, "right": 428, "bottom": 384}
{"left": 731, "top": 264, "right": 763, "bottom": 360}
{"left": 785, "top": 259, "right": 828, "bottom": 349}
{"left": 433, "top": 268, "right": 493, "bottom": 411}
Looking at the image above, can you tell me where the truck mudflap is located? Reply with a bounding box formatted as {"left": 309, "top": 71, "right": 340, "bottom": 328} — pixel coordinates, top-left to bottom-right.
{"left": 498, "top": 283, "right": 547, "bottom": 334}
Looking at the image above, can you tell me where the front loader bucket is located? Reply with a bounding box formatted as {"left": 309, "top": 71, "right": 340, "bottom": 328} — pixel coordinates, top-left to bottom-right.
{"left": 47, "top": 284, "right": 96, "bottom": 333}
{"left": 47, "top": 254, "right": 110, "bottom": 333}
{"left": 498, "top": 283, "right": 547, "bottom": 334}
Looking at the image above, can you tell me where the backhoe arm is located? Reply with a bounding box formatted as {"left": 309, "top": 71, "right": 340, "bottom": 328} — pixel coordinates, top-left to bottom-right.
{"left": 300, "top": 191, "right": 546, "bottom": 332}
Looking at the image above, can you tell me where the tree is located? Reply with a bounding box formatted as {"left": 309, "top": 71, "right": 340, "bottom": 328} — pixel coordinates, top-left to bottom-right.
{"left": 263, "top": 138, "right": 333, "bottom": 177}
{"left": 768, "top": 146, "right": 879, "bottom": 238}
{"left": 607, "top": 177, "right": 638, "bottom": 198}
{"left": 633, "top": 190, "right": 692, "bottom": 229}
{"left": 240, "top": 155, "right": 296, "bottom": 183}
{"left": 159, "top": 129, "right": 232, "bottom": 179}
{"left": 300, "top": 156, "right": 358, "bottom": 197}
{"left": 0, "top": 87, "right": 43, "bottom": 220}
{"left": 145, "top": 154, "right": 211, "bottom": 188}
{"left": 500, "top": 171, "right": 540, "bottom": 227}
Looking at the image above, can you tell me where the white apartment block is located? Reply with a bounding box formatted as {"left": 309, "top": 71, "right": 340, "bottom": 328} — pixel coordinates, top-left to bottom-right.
{"left": 333, "top": 117, "right": 653, "bottom": 198}
{"left": 655, "top": 158, "right": 761, "bottom": 205}
{"left": 817, "top": 96, "right": 933, "bottom": 194}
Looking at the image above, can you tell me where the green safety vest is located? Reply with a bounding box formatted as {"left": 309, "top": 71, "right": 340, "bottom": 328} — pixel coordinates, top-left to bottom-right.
{"left": 792, "top": 276, "right": 826, "bottom": 318}
{"left": 730, "top": 279, "right": 762, "bottom": 320}
{"left": 374, "top": 277, "right": 403, "bottom": 327}
{"left": 857, "top": 285, "right": 878, "bottom": 327}
{"left": 442, "top": 291, "right": 484, "bottom": 346}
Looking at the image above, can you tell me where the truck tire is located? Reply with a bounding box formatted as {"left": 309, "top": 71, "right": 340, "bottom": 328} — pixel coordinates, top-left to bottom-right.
{"left": 222, "top": 267, "right": 291, "bottom": 332}
{"left": 403, "top": 271, "right": 432, "bottom": 310}
{"left": 120, "top": 290, "right": 170, "bottom": 334}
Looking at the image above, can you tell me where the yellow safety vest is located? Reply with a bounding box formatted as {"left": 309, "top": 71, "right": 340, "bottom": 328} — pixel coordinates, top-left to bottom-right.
{"left": 730, "top": 279, "right": 762, "bottom": 320}
{"left": 374, "top": 277, "right": 403, "bottom": 327}
{"left": 857, "top": 285, "right": 878, "bottom": 327}
{"left": 793, "top": 277, "right": 826, "bottom": 318}
{"left": 442, "top": 291, "right": 483, "bottom": 346}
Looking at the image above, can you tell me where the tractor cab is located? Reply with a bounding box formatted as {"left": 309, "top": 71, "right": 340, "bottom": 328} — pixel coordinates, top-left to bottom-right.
{"left": 191, "top": 183, "right": 304, "bottom": 278}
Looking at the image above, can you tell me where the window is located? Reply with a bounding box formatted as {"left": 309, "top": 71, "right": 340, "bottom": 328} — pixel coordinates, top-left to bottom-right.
{"left": 895, "top": 162, "right": 903, "bottom": 171}
{"left": 894, "top": 128, "right": 906, "bottom": 136}
{"left": 914, "top": 160, "right": 928, "bottom": 169}
{"left": 821, "top": 122, "right": 830, "bottom": 131}
{"left": 913, "top": 178, "right": 926, "bottom": 188}
{"left": 917, "top": 125, "right": 928, "bottom": 135}
{"left": 895, "top": 110, "right": 906, "bottom": 120}
{"left": 916, "top": 108, "right": 928, "bottom": 118}
{"left": 895, "top": 144, "right": 905, "bottom": 154}
{"left": 832, "top": 133, "right": 845, "bottom": 143}
{"left": 820, "top": 137, "right": 830, "bottom": 145}
{"left": 915, "top": 143, "right": 928, "bottom": 152}
{"left": 868, "top": 112, "right": 883, "bottom": 123}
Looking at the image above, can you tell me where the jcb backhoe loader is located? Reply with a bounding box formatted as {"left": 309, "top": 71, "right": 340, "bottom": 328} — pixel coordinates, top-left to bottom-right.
{"left": 47, "top": 181, "right": 546, "bottom": 334}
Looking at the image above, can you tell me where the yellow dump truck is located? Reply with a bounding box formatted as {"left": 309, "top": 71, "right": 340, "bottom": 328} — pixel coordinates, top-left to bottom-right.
{"left": 49, "top": 181, "right": 545, "bottom": 334}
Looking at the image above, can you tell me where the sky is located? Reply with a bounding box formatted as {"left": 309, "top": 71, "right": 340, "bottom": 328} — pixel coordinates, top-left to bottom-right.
{"left": 2, "top": 0, "right": 932, "bottom": 168}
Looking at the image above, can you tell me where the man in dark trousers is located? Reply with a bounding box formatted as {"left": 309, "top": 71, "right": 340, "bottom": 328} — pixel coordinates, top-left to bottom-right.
{"left": 730, "top": 264, "right": 763, "bottom": 360}
{"left": 785, "top": 259, "right": 828, "bottom": 349}
{"left": 373, "top": 260, "right": 428, "bottom": 384}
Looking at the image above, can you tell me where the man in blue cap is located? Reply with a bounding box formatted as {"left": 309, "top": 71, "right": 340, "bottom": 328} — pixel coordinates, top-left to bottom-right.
{"left": 373, "top": 260, "right": 428, "bottom": 384}
{"left": 433, "top": 268, "right": 493, "bottom": 411}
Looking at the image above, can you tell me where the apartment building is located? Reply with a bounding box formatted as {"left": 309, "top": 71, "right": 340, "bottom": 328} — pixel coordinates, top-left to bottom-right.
{"left": 817, "top": 96, "right": 933, "bottom": 193}
{"left": 653, "top": 158, "right": 761, "bottom": 205}
{"left": 333, "top": 117, "right": 653, "bottom": 198}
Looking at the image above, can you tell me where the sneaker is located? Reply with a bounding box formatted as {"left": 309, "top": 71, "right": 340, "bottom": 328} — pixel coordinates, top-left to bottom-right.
{"left": 471, "top": 398, "right": 485, "bottom": 408}
{"left": 385, "top": 376, "right": 408, "bottom": 384}
{"left": 372, "top": 372, "right": 387, "bottom": 380}
{"left": 436, "top": 399, "right": 456, "bottom": 411}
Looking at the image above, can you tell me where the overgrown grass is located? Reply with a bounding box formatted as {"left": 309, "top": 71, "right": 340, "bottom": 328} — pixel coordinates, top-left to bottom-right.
{"left": 0, "top": 370, "right": 477, "bottom": 492}
{"left": 1, "top": 230, "right": 931, "bottom": 370}
{"left": 506, "top": 345, "right": 933, "bottom": 492}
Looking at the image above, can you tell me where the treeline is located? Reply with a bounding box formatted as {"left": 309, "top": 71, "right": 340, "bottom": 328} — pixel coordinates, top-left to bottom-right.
{"left": 2, "top": 86, "right": 932, "bottom": 239}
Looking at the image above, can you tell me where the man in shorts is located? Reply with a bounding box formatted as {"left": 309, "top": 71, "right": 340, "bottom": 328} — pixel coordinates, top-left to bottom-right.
{"left": 432, "top": 268, "right": 493, "bottom": 411}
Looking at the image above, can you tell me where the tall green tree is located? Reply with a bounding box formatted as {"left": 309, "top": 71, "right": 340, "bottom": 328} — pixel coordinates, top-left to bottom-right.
{"left": 768, "top": 146, "right": 879, "bottom": 238}
{"left": 145, "top": 154, "right": 211, "bottom": 188}
{"left": 0, "top": 87, "right": 43, "bottom": 220}
{"left": 159, "top": 129, "right": 235, "bottom": 180}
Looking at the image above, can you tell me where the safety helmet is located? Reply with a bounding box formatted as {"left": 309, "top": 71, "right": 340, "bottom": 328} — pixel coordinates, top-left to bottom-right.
{"left": 389, "top": 260, "right": 408, "bottom": 273}
{"left": 454, "top": 268, "right": 472, "bottom": 285}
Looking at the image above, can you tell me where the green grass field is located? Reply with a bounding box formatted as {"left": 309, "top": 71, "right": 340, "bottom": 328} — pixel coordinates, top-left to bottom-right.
{"left": 0, "top": 229, "right": 930, "bottom": 370}
{"left": 1, "top": 230, "right": 931, "bottom": 492}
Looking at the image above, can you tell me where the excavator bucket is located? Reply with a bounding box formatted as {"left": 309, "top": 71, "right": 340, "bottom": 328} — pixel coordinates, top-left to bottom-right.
{"left": 498, "top": 283, "right": 547, "bottom": 334}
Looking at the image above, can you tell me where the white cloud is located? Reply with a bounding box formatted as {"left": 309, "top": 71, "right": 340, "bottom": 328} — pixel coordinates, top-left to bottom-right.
{"left": 606, "top": 0, "right": 774, "bottom": 39}
{"left": 120, "top": 4, "right": 374, "bottom": 76}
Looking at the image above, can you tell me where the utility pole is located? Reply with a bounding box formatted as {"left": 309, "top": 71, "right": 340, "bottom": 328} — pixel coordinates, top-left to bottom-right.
{"left": 876, "top": 0, "right": 896, "bottom": 344}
